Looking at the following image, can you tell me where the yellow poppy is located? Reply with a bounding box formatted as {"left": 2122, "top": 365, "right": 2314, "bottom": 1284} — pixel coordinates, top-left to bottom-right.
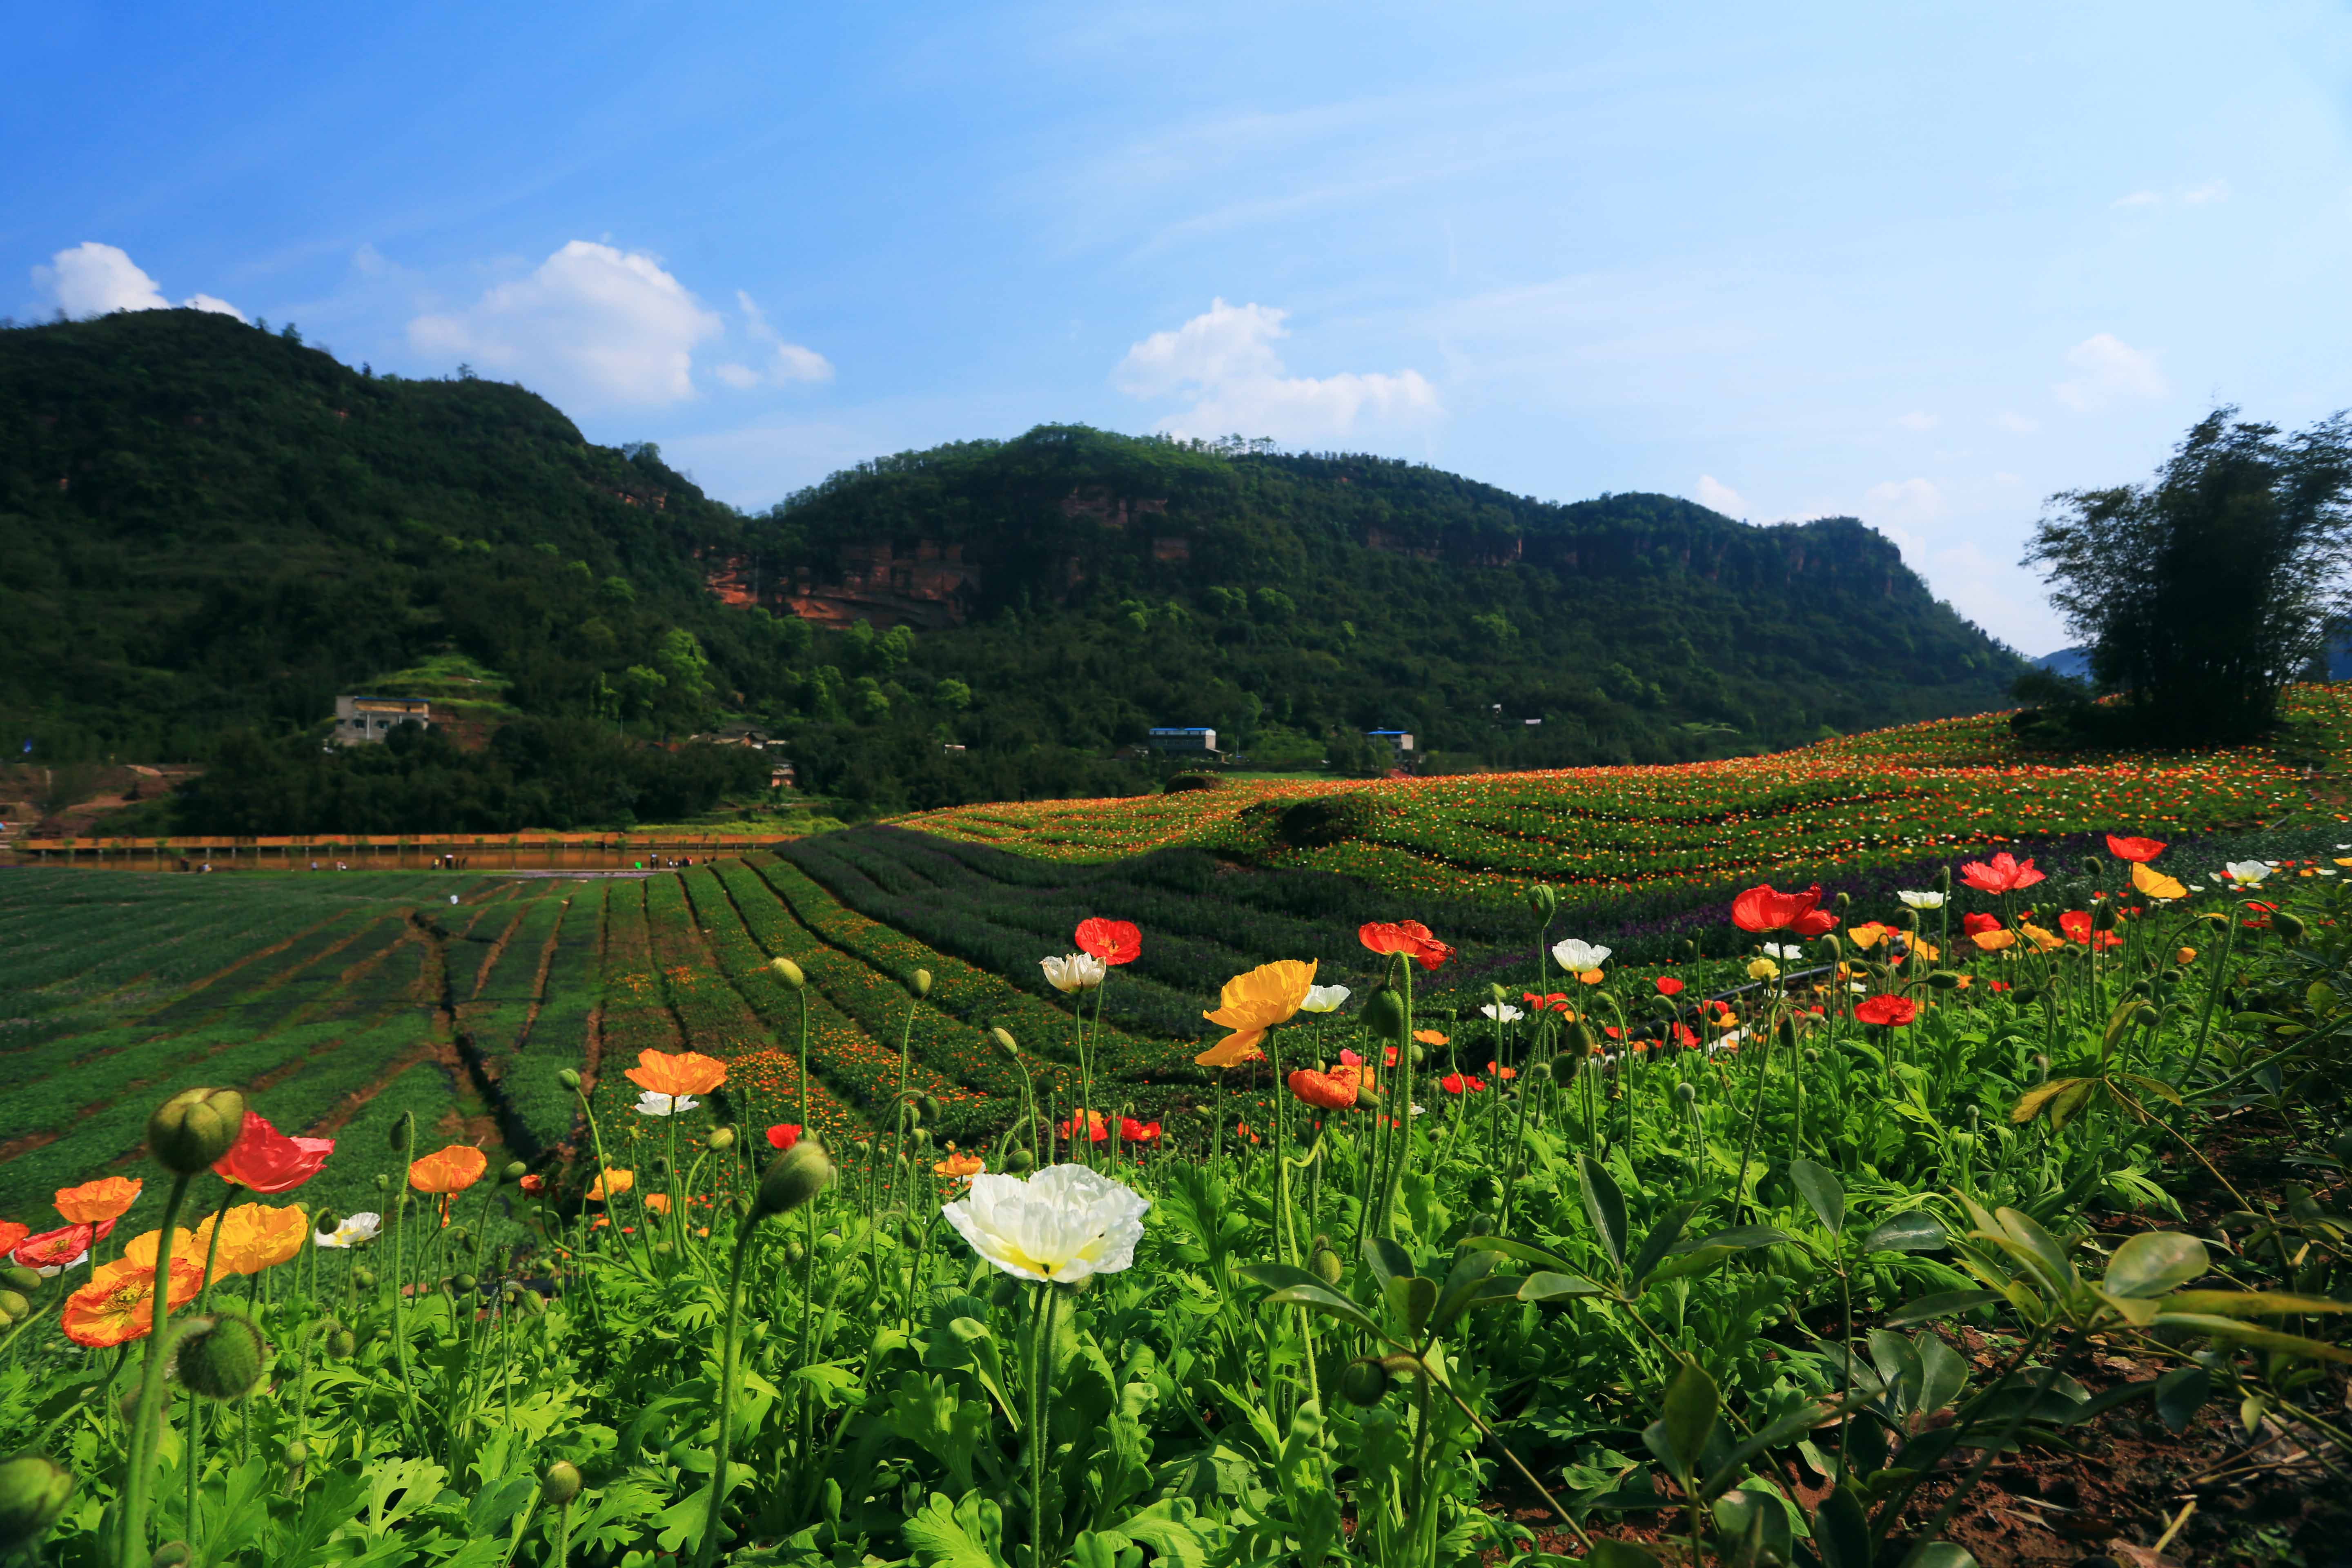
{"left": 1970, "top": 929, "right": 2018, "bottom": 952}
{"left": 1846, "top": 922, "right": 1889, "bottom": 950}
{"left": 1197, "top": 960, "right": 1316, "bottom": 1066}
{"left": 205, "top": 1203, "right": 308, "bottom": 1275}
{"left": 2018, "top": 923, "right": 2066, "bottom": 953}
{"left": 2132, "top": 862, "right": 2187, "bottom": 901}
{"left": 933, "top": 1152, "right": 984, "bottom": 1180}
{"left": 120, "top": 1227, "right": 198, "bottom": 1270}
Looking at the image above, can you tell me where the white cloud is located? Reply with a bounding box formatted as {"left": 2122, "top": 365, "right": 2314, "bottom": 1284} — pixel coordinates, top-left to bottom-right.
{"left": 730, "top": 290, "right": 833, "bottom": 386}
{"left": 2111, "top": 190, "right": 2160, "bottom": 209}
{"left": 2054, "top": 332, "right": 2166, "bottom": 412}
{"left": 33, "top": 242, "right": 243, "bottom": 320}
{"left": 2111, "top": 182, "right": 2229, "bottom": 212}
{"left": 2181, "top": 180, "right": 2230, "bottom": 205}
{"left": 1694, "top": 474, "right": 1746, "bottom": 515}
{"left": 1893, "top": 410, "right": 1938, "bottom": 432}
{"left": 1113, "top": 297, "right": 1439, "bottom": 443}
{"left": 408, "top": 241, "right": 722, "bottom": 406}
{"left": 1864, "top": 477, "right": 1946, "bottom": 527}
{"left": 1993, "top": 410, "right": 2040, "bottom": 434}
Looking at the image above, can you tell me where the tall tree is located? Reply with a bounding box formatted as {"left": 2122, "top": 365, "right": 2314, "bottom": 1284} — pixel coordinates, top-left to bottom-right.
{"left": 2025, "top": 407, "right": 2352, "bottom": 743}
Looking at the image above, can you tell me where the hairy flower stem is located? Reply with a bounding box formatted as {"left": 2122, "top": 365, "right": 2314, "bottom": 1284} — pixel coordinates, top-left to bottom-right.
{"left": 1027, "top": 1285, "right": 1062, "bottom": 1568}
{"left": 696, "top": 1214, "right": 765, "bottom": 1568}
{"left": 117, "top": 1169, "right": 192, "bottom": 1568}
{"left": 2176, "top": 907, "right": 2240, "bottom": 1093}
{"left": 795, "top": 984, "right": 811, "bottom": 1134}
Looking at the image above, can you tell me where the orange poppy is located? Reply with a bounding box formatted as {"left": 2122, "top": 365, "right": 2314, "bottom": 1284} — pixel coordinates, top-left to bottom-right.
{"left": 54, "top": 1176, "right": 142, "bottom": 1225}
{"left": 0, "top": 1221, "right": 27, "bottom": 1257}
{"left": 587, "top": 1168, "right": 634, "bottom": 1201}
{"left": 1413, "top": 1029, "right": 1448, "bottom": 1046}
{"left": 1486, "top": 1061, "right": 1518, "bottom": 1081}
{"left": 642, "top": 1192, "right": 672, "bottom": 1214}
{"left": 200, "top": 1204, "right": 309, "bottom": 1276}
{"left": 1198, "top": 960, "right": 1316, "bottom": 1066}
{"left": 625, "top": 1049, "right": 727, "bottom": 1099}
{"left": 1287, "top": 1065, "right": 1361, "bottom": 1111}
{"left": 408, "top": 1145, "right": 489, "bottom": 1195}
{"left": 932, "top": 1152, "right": 984, "bottom": 1179}
{"left": 62, "top": 1256, "right": 205, "bottom": 1348}
{"left": 1358, "top": 921, "right": 1456, "bottom": 970}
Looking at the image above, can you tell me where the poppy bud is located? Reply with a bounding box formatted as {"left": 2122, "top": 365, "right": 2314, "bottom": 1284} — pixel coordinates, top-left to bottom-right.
{"left": 707, "top": 1128, "right": 735, "bottom": 1152}
{"left": 327, "top": 1326, "right": 356, "bottom": 1359}
{"left": 1527, "top": 883, "right": 1559, "bottom": 922}
{"left": 756, "top": 1138, "right": 833, "bottom": 1217}
{"left": 1927, "top": 970, "right": 1962, "bottom": 989}
{"left": 1363, "top": 989, "right": 1408, "bottom": 1043}
{"left": 452, "top": 1273, "right": 478, "bottom": 1294}
{"left": 909, "top": 1128, "right": 933, "bottom": 1151}
{"left": 0, "top": 1268, "right": 36, "bottom": 1294}
{"left": 783, "top": 1237, "right": 807, "bottom": 1267}
{"left": 2134, "top": 1005, "right": 2162, "bottom": 1029}
{"left": 542, "top": 1460, "right": 584, "bottom": 1506}
{"left": 372, "top": 1173, "right": 388, "bottom": 1191}
{"left": 1002, "top": 1147, "right": 1036, "bottom": 1173}
{"left": 991, "top": 1027, "right": 1019, "bottom": 1057}
{"left": 2091, "top": 901, "right": 2119, "bottom": 931}
{"left": 2081, "top": 856, "right": 2103, "bottom": 878}
{"left": 1936, "top": 865, "right": 1952, "bottom": 891}
{"left": 1527, "top": 1060, "right": 1553, "bottom": 1082}
{"left": 386, "top": 1109, "right": 414, "bottom": 1154}
{"left": 0, "top": 1291, "right": 27, "bottom": 1322}
{"left": 770, "top": 956, "right": 806, "bottom": 990}
{"left": 2015, "top": 986, "right": 2041, "bottom": 1006}
{"left": 1310, "top": 1235, "right": 1343, "bottom": 1285}
{"left": 2274, "top": 911, "right": 2307, "bottom": 943}
{"left": 1833, "top": 891, "right": 1851, "bottom": 911}
{"left": 448, "top": 1227, "right": 470, "bottom": 1250}
{"left": 1673, "top": 1082, "right": 1696, "bottom": 1105}
{"left": 503, "top": 1161, "right": 529, "bottom": 1183}
{"left": 151, "top": 1542, "right": 190, "bottom": 1568}
{"left": 1804, "top": 1048, "right": 1821, "bottom": 1065}
{"left": 653, "top": 1241, "right": 673, "bottom": 1257}
{"left": 0, "top": 1455, "right": 69, "bottom": 1555}
{"left": 146, "top": 1087, "right": 247, "bottom": 1175}
{"left": 1409, "top": 1043, "right": 1426, "bottom": 1067}
{"left": 1336, "top": 1358, "right": 1390, "bottom": 1406}
{"left": 284, "top": 1440, "right": 310, "bottom": 1469}
{"left": 918, "top": 1093, "right": 943, "bottom": 1124}
{"left": 911, "top": 969, "right": 933, "bottom": 998}
{"left": 558, "top": 1068, "right": 582, "bottom": 1091}
{"left": 351, "top": 1266, "right": 376, "bottom": 1290}
{"left": 173, "top": 1312, "right": 266, "bottom": 1401}
{"left": 650, "top": 1157, "right": 670, "bottom": 1176}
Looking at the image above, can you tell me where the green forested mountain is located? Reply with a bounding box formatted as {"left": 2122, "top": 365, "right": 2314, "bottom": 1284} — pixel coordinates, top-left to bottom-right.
{"left": 0, "top": 309, "right": 2026, "bottom": 820}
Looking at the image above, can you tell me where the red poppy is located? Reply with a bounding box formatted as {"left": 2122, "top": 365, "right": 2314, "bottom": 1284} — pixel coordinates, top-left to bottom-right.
{"left": 1655, "top": 976, "right": 1685, "bottom": 996}
{"left": 1989, "top": 980, "right": 2012, "bottom": 993}
{"left": 1665, "top": 1022, "right": 1699, "bottom": 1048}
{"left": 1959, "top": 853, "right": 2044, "bottom": 894}
{"left": 1731, "top": 883, "right": 1837, "bottom": 937}
{"left": 13, "top": 1223, "right": 95, "bottom": 1272}
{"left": 1074, "top": 918, "right": 1143, "bottom": 966}
{"left": 1853, "top": 995, "right": 1918, "bottom": 1027}
{"left": 1437, "top": 1072, "right": 1486, "bottom": 1094}
{"left": 1522, "top": 991, "right": 1572, "bottom": 1012}
{"left": 518, "top": 1173, "right": 546, "bottom": 1196}
{"left": 765, "top": 1123, "right": 803, "bottom": 1152}
{"left": 2105, "top": 834, "right": 2167, "bottom": 863}
{"left": 2057, "top": 911, "right": 2121, "bottom": 951}
{"left": 1119, "top": 1117, "right": 1162, "bottom": 1144}
{"left": 2242, "top": 902, "right": 2275, "bottom": 931}
{"left": 1058, "top": 1109, "right": 1110, "bottom": 1142}
{"left": 1358, "top": 920, "right": 1457, "bottom": 970}
{"left": 1961, "top": 912, "right": 2002, "bottom": 937}
{"left": 1288, "top": 1067, "right": 1361, "bottom": 1111}
{"left": 0, "top": 1221, "right": 27, "bottom": 1258}
{"left": 213, "top": 1111, "right": 334, "bottom": 1194}
{"left": 1601, "top": 1025, "right": 1623, "bottom": 1040}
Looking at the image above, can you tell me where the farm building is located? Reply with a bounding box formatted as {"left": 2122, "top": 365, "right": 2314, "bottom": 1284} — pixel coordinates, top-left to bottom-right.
{"left": 1146, "top": 727, "right": 1218, "bottom": 753}
{"left": 331, "top": 696, "right": 432, "bottom": 746}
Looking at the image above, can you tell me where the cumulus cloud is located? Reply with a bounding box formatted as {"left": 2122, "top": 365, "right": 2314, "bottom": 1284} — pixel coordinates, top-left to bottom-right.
{"left": 409, "top": 241, "right": 724, "bottom": 406}
{"left": 33, "top": 242, "right": 243, "bottom": 320}
{"left": 2054, "top": 333, "right": 2166, "bottom": 412}
{"left": 1694, "top": 475, "right": 1746, "bottom": 516}
{"left": 1893, "top": 410, "right": 1938, "bottom": 432}
{"left": 1113, "top": 297, "right": 1439, "bottom": 443}
{"left": 1864, "top": 477, "right": 1947, "bottom": 528}
{"left": 713, "top": 290, "right": 833, "bottom": 390}
{"left": 1993, "top": 410, "right": 2040, "bottom": 434}
{"left": 2113, "top": 181, "right": 2229, "bottom": 210}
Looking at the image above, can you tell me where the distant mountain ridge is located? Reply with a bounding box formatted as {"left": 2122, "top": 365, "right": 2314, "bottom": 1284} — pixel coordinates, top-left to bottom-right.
{"left": 2, "top": 309, "right": 2028, "bottom": 811}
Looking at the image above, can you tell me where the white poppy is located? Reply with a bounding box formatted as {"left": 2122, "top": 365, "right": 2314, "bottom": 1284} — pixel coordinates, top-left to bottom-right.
{"left": 1761, "top": 942, "right": 1803, "bottom": 960}
{"left": 1298, "top": 984, "right": 1352, "bottom": 1013}
{"left": 2223, "top": 861, "right": 2272, "bottom": 886}
{"left": 1480, "top": 1002, "right": 1524, "bottom": 1022}
{"left": 633, "top": 1091, "right": 699, "bottom": 1117}
{"left": 315, "top": 1212, "right": 382, "bottom": 1249}
{"left": 1550, "top": 938, "right": 1612, "bottom": 971}
{"left": 1040, "top": 953, "right": 1107, "bottom": 993}
{"left": 942, "top": 1164, "right": 1149, "bottom": 1284}
{"left": 1896, "top": 891, "right": 1944, "bottom": 910}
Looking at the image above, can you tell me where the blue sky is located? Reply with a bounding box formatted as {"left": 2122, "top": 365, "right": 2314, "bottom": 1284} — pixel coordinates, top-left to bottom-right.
{"left": 12, "top": 1, "right": 2351, "bottom": 653}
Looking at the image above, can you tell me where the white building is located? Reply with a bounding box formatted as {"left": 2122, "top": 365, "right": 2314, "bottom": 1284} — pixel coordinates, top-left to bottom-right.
{"left": 332, "top": 696, "right": 432, "bottom": 746}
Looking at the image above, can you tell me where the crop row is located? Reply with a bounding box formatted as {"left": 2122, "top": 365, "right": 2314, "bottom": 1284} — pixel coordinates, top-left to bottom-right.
{"left": 597, "top": 879, "right": 683, "bottom": 1071}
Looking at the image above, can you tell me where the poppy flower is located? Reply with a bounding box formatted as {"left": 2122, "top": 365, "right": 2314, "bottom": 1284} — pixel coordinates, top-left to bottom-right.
{"left": 2176, "top": 947, "right": 2197, "bottom": 964}
{"left": 1550, "top": 938, "right": 1612, "bottom": 971}
{"left": 409, "top": 1145, "right": 489, "bottom": 1195}
{"left": 1480, "top": 1001, "right": 1524, "bottom": 1022}
{"left": 1486, "top": 1061, "right": 1518, "bottom": 1081}
{"left": 1197, "top": 960, "right": 1316, "bottom": 1066}
{"left": 1846, "top": 922, "right": 1889, "bottom": 950}
{"left": 1358, "top": 920, "right": 1455, "bottom": 970}
{"left": 1119, "top": 1118, "right": 1162, "bottom": 1144}
{"left": 933, "top": 1152, "right": 984, "bottom": 1180}
{"left": 1666, "top": 1022, "right": 1699, "bottom": 1048}
{"left": 1989, "top": 980, "right": 2012, "bottom": 993}
{"left": 1962, "top": 912, "right": 2001, "bottom": 937}
{"left": 1288, "top": 1066, "right": 1361, "bottom": 1111}
{"left": 2132, "top": 862, "right": 2188, "bottom": 902}
{"left": 1298, "top": 984, "right": 1351, "bottom": 1013}
{"left": 1731, "top": 883, "right": 1837, "bottom": 936}
{"left": 1959, "top": 853, "right": 2044, "bottom": 894}
{"left": 1058, "top": 1109, "right": 1109, "bottom": 1143}
{"left": 0, "top": 1221, "right": 27, "bottom": 1258}
{"left": 642, "top": 1192, "right": 673, "bottom": 1215}
{"left": 2106, "top": 834, "right": 2167, "bottom": 863}
{"left": 2241, "top": 902, "right": 2275, "bottom": 931}
{"left": 1971, "top": 928, "right": 2018, "bottom": 952}
{"left": 214, "top": 1111, "right": 334, "bottom": 1194}
{"left": 518, "top": 1174, "right": 546, "bottom": 1196}
{"left": 1041, "top": 952, "right": 1107, "bottom": 993}
{"left": 54, "top": 1176, "right": 142, "bottom": 1225}
{"left": 1413, "top": 1029, "right": 1449, "bottom": 1046}
{"left": 1437, "top": 1073, "right": 1486, "bottom": 1094}
{"left": 1523, "top": 991, "right": 1572, "bottom": 1013}
{"left": 203, "top": 1204, "right": 309, "bottom": 1276}
{"left": 2018, "top": 923, "right": 2066, "bottom": 953}
{"left": 62, "top": 1256, "right": 204, "bottom": 1348}
{"left": 586, "top": 1168, "right": 634, "bottom": 1200}
{"left": 1654, "top": 976, "right": 1684, "bottom": 997}
{"left": 1854, "top": 995, "right": 1918, "bottom": 1027}
{"left": 765, "top": 1123, "right": 804, "bottom": 1152}
{"left": 1075, "top": 918, "right": 1143, "bottom": 966}
{"left": 2058, "top": 911, "right": 2121, "bottom": 951}
{"left": 13, "top": 1223, "right": 94, "bottom": 1274}
{"left": 1338, "top": 1048, "right": 1380, "bottom": 1087}
{"left": 626, "top": 1049, "right": 727, "bottom": 1099}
